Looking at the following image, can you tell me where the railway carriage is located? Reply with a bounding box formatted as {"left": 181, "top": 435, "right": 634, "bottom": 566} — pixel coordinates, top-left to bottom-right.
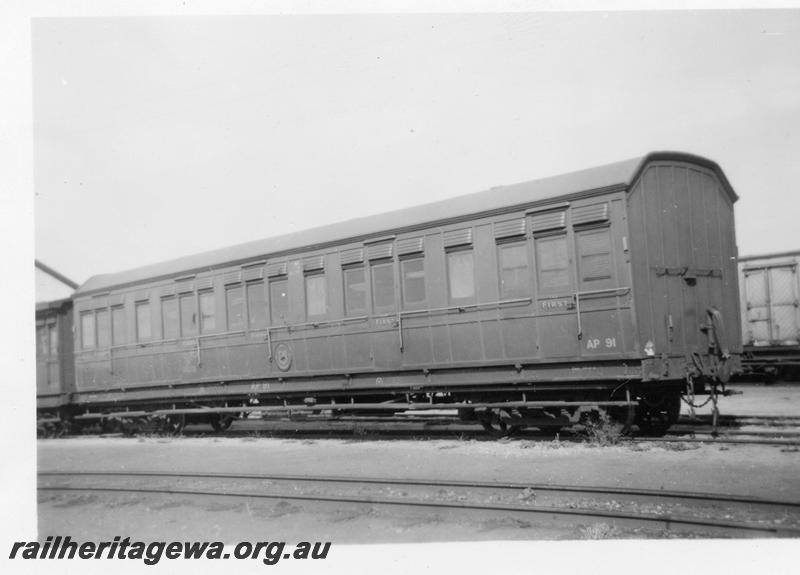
{"left": 66, "top": 151, "right": 741, "bottom": 435}
{"left": 35, "top": 298, "right": 75, "bottom": 434}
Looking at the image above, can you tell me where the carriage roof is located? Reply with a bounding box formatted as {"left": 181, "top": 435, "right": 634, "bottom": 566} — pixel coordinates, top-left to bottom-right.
{"left": 76, "top": 151, "right": 735, "bottom": 295}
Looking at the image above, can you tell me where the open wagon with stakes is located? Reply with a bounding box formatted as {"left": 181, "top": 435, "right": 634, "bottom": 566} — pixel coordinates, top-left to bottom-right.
{"left": 63, "top": 151, "right": 741, "bottom": 436}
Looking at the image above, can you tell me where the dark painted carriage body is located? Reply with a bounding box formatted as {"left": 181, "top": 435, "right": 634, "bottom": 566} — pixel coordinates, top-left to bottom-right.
{"left": 36, "top": 298, "right": 75, "bottom": 414}
{"left": 71, "top": 152, "right": 741, "bottom": 414}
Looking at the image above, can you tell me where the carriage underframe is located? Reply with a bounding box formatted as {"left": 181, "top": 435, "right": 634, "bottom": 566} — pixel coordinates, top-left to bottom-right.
{"left": 39, "top": 354, "right": 733, "bottom": 438}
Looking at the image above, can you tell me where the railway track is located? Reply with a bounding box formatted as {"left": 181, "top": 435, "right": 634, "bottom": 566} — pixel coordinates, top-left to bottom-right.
{"left": 199, "top": 412, "right": 800, "bottom": 446}
{"left": 61, "top": 418, "right": 800, "bottom": 447}
{"left": 44, "top": 408, "right": 800, "bottom": 447}
{"left": 38, "top": 470, "right": 800, "bottom": 538}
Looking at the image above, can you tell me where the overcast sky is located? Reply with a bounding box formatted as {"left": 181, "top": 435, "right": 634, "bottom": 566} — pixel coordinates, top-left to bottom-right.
{"left": 33, "top": 10, "right": 800, "bottom": 285}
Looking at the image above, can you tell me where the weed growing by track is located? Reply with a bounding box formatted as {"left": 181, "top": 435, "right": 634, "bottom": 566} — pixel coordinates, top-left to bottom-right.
{"left": 579, "top": 522, "right": 620, "bottom": 539}
{"left": 580, "top": 412, "right": 624, "bottom": 446}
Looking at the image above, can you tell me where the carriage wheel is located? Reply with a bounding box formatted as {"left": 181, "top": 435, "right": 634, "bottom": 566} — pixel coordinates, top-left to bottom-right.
{"left": 607, "top": 405, "right": 636, "bottom": 436}
{"left": 457, "top": 408, "right": 477, "bottom": 422}
{"left": 52, "top": 420, "right": 70, "bottom": 438}
{"left": 478, "top": 409, "right": 520, "bottom": 438}
{"left": 635, "top": 391, "right": 681, "bottom": 437}
{"left": 101, "top": 418, "right": 123, "bottom": 434}
{"left": 162, "top": 414, "right": 186, "bottom": 435}
{"left": 210, "top": 414, "right": 234, "bottom": 432}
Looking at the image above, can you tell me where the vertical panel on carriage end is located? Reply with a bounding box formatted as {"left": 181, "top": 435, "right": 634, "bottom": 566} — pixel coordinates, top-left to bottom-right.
{"left": 36, "top": 301, "right": 75, "bottom": 407}
{"left": 628, "top": 159, "right": 741, "bottom": 364}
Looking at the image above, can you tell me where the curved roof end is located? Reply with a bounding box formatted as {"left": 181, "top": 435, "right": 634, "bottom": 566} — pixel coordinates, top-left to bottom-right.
{"left": 632, "top": 151, "right": 739, "bottom": 203}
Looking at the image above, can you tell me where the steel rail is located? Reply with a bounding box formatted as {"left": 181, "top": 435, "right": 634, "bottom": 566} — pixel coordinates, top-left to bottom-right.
{"left": 61, "top": 414, "right": 800, "bottom": 447}
{"left": 682, "top": 414, "right": 800, "bottom": 422}
{"left": 671, "top": 429, "right": 800, "bottom": 437}
{"left": 635, "top": 436, "right": 800, "bottom": 447}
{"left": 38, "top": 470, "right": 800, "bottom": 509}
{"left": 37, "top": 481, "right": 799, "bottom": 536}
{"left": 58, "top": 427, "right": 800, "bottom": 447}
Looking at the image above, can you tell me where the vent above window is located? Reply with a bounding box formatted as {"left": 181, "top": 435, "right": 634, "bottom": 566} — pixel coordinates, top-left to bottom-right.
{"left": 243, "top": 266, "right": 264, "bottom": 282}
{"left": 530, "top": 209, "right": 567, "bottom": 233}
{"left": 443, "top": 228, "right": 473, "bottom": 249}
{"left": 223, "top": 271, "right": 242, "bottom": 285}
{"left": 303, "top": 255, "right": 325, "bottom": 272}
{"left": 494, "top": 218, "right": 526, "bottom": 240}
{"left": 340, "top": 248, "right": 364, "bottom": 266}
{"left": 367, "top": 242, "right": 394, "bottom": 261}
{"left": 134, "top": 290, "right": 150, "bottom": 302}
{"left": 92, "top": 296, "right": 109, "bottom": 309}
{"left": 397, "top": 237, "right": 425, "bottom": 256}
{"left": 266, "top": 262, "right": 287, "bottom": 277}
{"left": 160, "top": 285, "right": 176, "bottom": 297}
{"left": 572, "top": 203, "right": 610, "bottom": 226}
{"left": 109, "top": 294, "right": 124, "bottom": 306}
{"left": 176, "top": 280, "right": 194, "bottom": 293}
{"left": 196, "top": 277, "right": 214, "bottom": 291}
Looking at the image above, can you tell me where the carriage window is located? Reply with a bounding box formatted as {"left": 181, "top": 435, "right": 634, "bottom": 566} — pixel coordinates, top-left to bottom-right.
{"left": 305, "top": 274, "right": 327, "bottom": 318}
{"left": 344, "top": 267, "right": 367, "bottom": 315}
{"left": 447, "top": 250, "right": 475, "bottom": 303}
{"left": 577, "top": 228, "right": 613, "bottom": 289}
{"left": 199, "top": 291, "right": 215, "bottom": 333}
{"left": 226, "top": 285, "right": 245, "bottom": 331}
{"left": 371, "top": 261, "right": 396, "bottom": 311}
{"left": 38, "top": 324, "right": 57, "bottom": 356}
{"left": 112, "top": 306, "right": 126, "bottom": 344}
{"left": 80, "top": 312, "right": 95, "bottom": 349}
{"left": 162, "top": 297, "right": 179, "bottom": 340}
{"left": 270, "top": 279, "right": 288, "bottom": 323}
{"left": 535, "top": 235, "right": 571, "bottom": 293}
{"left": 180, "top": 294, "right": 197, "bottom": 336}
{"left": 499, "top": 243, "right": 530, "bottom": 299}
{"left": 96, "top": 309, "right": 110, "bottom": 348}
{"left": 401, "top": 258, "right": 426, "bottom": 306}
{"left": 136, "top": 302, "right": 151, "bottom": 341}
{"left": 49, "top": 325, "right": 58, "bottom": 356}
{"left": 37, "top": 326, "right": 48, "bottom": 355}
{"left": 247, "top": 281, "right": 267, "bottom": 328}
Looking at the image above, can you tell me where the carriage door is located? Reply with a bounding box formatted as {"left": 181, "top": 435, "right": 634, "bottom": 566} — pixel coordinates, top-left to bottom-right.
{"left": 572, "top": 202, "right": 629, "bottom": 357}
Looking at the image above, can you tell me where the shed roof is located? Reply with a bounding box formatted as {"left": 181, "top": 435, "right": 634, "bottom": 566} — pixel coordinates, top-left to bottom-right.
{"left": 36, "top": 297, "right": 72, "bottom": 313}
{"left": 76, "top": 151, "right": 735, "bottom": 295}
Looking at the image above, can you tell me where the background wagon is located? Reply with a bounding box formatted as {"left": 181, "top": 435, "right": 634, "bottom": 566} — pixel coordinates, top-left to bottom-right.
{"left": 739, "top": 250, "right": 800, "bottom": 381}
